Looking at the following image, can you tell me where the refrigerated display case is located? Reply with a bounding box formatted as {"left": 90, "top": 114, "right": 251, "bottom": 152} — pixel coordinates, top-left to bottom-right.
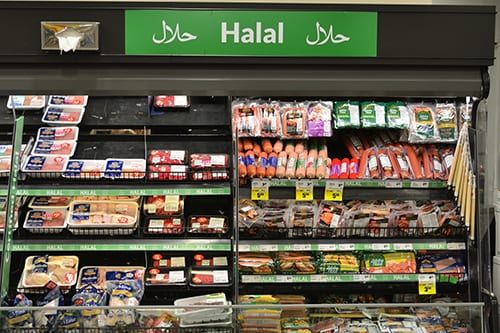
{"left": 0, "top": 2, "right": 496, "bottom": 332}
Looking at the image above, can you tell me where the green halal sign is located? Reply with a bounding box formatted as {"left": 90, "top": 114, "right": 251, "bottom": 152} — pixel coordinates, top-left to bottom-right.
{"left": 125, "top": 10, "right": 377, "bottom": 57}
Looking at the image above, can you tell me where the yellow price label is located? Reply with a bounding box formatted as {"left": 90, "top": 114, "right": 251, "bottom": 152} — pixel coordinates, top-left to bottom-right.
{"left": 251, "top": 179, "right": 270, "bottom": 201}
{"left": 325, "top": 181, "right": 344, "bottom": 201}
{"left": 296, "top": 180, "right": 313, "bottom": 201}
{"left": 418, "top": 274, "right": 436, "bottom": 295}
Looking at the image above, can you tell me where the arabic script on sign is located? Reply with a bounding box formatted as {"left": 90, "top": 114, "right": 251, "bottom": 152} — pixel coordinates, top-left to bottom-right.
{"left": 153, "top": 20, "right": 198, "bottom": 44}
{"left": 306, "top": 22, "right": 350, "bottom": 46}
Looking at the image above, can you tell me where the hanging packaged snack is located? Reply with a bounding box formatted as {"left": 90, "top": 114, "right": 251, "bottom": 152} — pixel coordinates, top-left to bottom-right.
{"left": 408, "top": 103, "right": 438, "bottom": 143}
{"left": 435, "top": 103, "right": 458, "bottom": 142}
{"left": 386, "top": 102, "right": 410, "bottom": 129}
{"left": 281, "top": 102, "right": 307, "bottom": 139}
{"left": 260, "top": 101, "right": 282, "bottom": 137}
{"left": 307, "top": 101, "right": 333, "bottom": 137}
{"left": 361, "top": 102, "right": 386, "bottom": 128}
{"left": 334, "top": 101, "right": 360, "bottom": 129}
{"left": 233, "top": 100, "right": 261, "bottom": 137}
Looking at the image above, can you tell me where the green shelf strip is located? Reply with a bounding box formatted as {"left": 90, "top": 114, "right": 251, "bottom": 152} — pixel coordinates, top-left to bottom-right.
{"left": 238, "top": 242, "right": 466, "bottom": 252}
{"left": 0, "top": 188, "right": 8, "bottom": 196}
{"left": 267, "top": 179, "right": 447, "bottom": 189}
{"left": 12, "top": 240, "right": 232, "bottom": 252}
{"left": 15, "top": 187, "right": 231, "bottom": 197}
{"left": 241, "top": 274, "right": 454, "bottom": 283}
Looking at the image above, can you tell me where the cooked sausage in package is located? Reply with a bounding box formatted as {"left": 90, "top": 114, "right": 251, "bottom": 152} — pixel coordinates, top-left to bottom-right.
{"left": 435, "top": 103, "right": 458, "bottom": 142}
{"left": 281, "top": 103, "right": 307, "bottom": 139}
{"left": 233, "top": 100, "right": 261, "bottom": 137}
{"left": 408, "top": 103, "right": 439, "bottom": 143}
{"left": 260, "top": 101, "right": 282, "bottom": 137}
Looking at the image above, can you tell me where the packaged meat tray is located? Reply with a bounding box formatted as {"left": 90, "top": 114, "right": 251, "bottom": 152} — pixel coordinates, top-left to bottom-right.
{"left": 194, "top": 254, "right": 228, "bottom": 267}
{"left": 146, "top": 267, "right": 187, "bottom": 286}
{"left": 189, "top": 267, "right": 230, "bottom": 287}
{"left": 0, "top": 144, "right": 26, "bottom": 158}
{"left": 153, "top": 96, "right": 190, "bottom": 108}
{"left": 21, "top": 255, "right": 79, "bottom": 289}
{"left": 277, "top": 252, "right": 317, "bottom": 275}
{"left": 145, "top": 217, "right": 184, "bottom": 235}
{"left": 418, "top": 253, "right": 466, "bottom": 276}
{"left": 22, "top": 155, "right": 69, "bottom": 178}
{"left": 188, "top": 215, "right": 228, "bottom": 234}
{"left": 77, "top": 266, "right": 145, "bottom": 290}
{"left": 32, "top": 140, "right": 77, "bottom": 157}
{"left": 0, "top": 158, "right": 11, "bottom": 177}
{"left": 148, "top": 150, "right": 187, "bottom": 165}
{"left": 74, "top": 195, "right": 140, "bottom": 202}
{"left": 23, "top": 209, "right": 68, "bottom": 234}
{"left": 191, "top": 169, "right": 230, "bottom": 181}
{"left": 148, "top": 164, "right": 188, "bottom": 181}
{"left": 190, "top": 154, "right": 229, "bottom": 170}
{"left": 67, "top": 200, "right": 139, "bottom": 235}
{"left": 48, "top": 95, "right": 88, "bottom": 107}
{"left": 63, "top": 159, "right": 106, "bottom": 179}
{"left": 150, "top": 254, "right": 186, "bottom": 268}
{"left": 143, "top": 195, "right": 184, "bottom": 216}
{"left": 7, "top": 95, "right": 46, "bottom": 110}
{"left": 104, "top": 159, "right": 146, "bottom": 179}
{"left": 361, "top": 252, "right": 416, "bottom": 274}
{"left": 29, "top": 196, "right": 72, "bottom": 209}
{"left": 42, "top": 106, "right": 85, "bottom": 125}
{"left": 174, "top": 293, "right": 228, "bottom": 319}
{"left": 239, "top": 253, "right": 275, "bottom": 275}
{"left": 37, "top": 126, "right": 79, "bottom": 141}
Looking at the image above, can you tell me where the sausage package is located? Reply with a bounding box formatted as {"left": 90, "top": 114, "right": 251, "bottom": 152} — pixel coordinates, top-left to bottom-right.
{"left": 260, "top": 101, "right": 282, "bottom": 137}
{"left": 435, "top": 103, "right": 458, "bottom": 142}
{"left": 408, "top": 103, "right": 439, "bottom": 143}
{"left": 361, "top": 102, "right": 386, "bottom": 128}
{"left": 386, "top": 102, "right": 410, "bottom": 129}
{"left": 281, "top": 102, "right": 307, "bottom": 139}
{"left": 233, "top": 100, "right": 261, "bottom": 137}
{"left": 334, "top": 101, "right": 360, "bottom": 129}
{"left": 307, "top": 101, "right": 332, "bottom": 137}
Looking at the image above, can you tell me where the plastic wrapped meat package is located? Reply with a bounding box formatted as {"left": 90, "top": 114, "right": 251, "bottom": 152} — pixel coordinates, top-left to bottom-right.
{"left": 145, "top": 217, "right": 184, "bottom": 235}
{"left": 104, "top": 159, "right": 146, "bottom": 179}
{"left": 48, "top": 95, "right": 88, "bottom": 107}
{"left": 306, "top": 101, "right": 332, "bottom": 137}
{"left": 435, "top": 103, "right": 458, "bottom": 142}
{"left": 143, "top": 195, "right": 184, "bottom": 216}
{"left": 148, "top": 164, "right": 188, "bottom": 181}
{"left": 386, "top": 101, "right": 410, "bottom": 129}
{"left": 42, "top": 106, "right": 85, "bottom": 125}
{"left": 29, "top": 197, "right": 73, "bottom": 209}
{"left": 334, "top": 101, "right": 360, "bottom": 129}
{"left": 189, "top": 268, "right": 230, "bottom": 287}
{"left": 189, "top": 154, "right": 229, "bottom": 170}
{"left": 238, "top": 199, "right": 262, "bottom": 229}
{"left": 22, "top": 155, "right": 69, "bottom": 178}
{"left": 188, "top": 215, "right": 228, "bottom": 234}
{"left": 77, "top": 266, "right": 145, "bottom": 290}
{"left": 23, "top": 209, "right": 68, "bottom": 234}
{"left": 316, "top": 201, "right": 346, "bottom": 236}
{"left": 361, "top": 102, "right": 386, "bottom": 128}
{"left": 361, "top": 252, "right": 416, "bottom": 274}
{"left": 239, "top": 253, "right": 275, "bottom": 275}
{"left": 148, "top": 150, "right": 187, "bottom": 165}
{"left": 37, "top": 127, "right": 79, "bottom": 141}
{"left": 287, "top": 201, "right": 316, "bottom": 230}
{"left": 281, "top": 102, "right": 307, "bottom": 139}
{"left": 63, "top": 160, "right": 106, "bottom": 179}
{"left": 67, "top": 200, "right": 139, "bottom": 235}
{"left": 418, "top": 252, "right": 467, "bottom": 282}
{"left": 277, "top": 252, "right": 317, "bottom": 275}
{"left": 232, "top": 100, "right": 262, "bottom": 137}
{"left": 153, "top": 95, "right": 190, "bottom": 108}
{"left": 317, "top": 252, "right": 359, "bottom": 274}
{"left": 20, "top": 255, "right": 79, "bottom": 290}
{"left": 407, "top": 103, "right": 439, "bottom": 143}
{"left": 174, "top": 293, "right": 232, "bottom": 327}
{"left": 32, "top": 140, "right": 77, "bottom": 156}
{"left": 146, "top": 267, "right": 186, "bottom": 286}
{"left": 7, "top": 95, "right": 46, "bottom": 110}
{"left": 260, "top": 101, "right": 282, "bottom": 137}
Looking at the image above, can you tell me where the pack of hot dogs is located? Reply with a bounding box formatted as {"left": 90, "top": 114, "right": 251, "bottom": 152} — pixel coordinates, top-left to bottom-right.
{"left": 238, "top": 136, "right": 454, "bottom": 181}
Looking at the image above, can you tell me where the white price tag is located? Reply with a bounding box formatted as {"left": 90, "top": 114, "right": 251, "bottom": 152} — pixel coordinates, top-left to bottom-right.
{"left": 293, "top": 244, "right": 312, "bottom": 251}
{"left": 171, "top": 257, "right": 185, "bottom": 267}
{"left": 239, "top": 244, "right": 251, "bottom": 252}
{"left": 372, "top": 243, "right": 390, "bottom": 251}
{"left": 169, "top": 271, "right": 185, "bottom": 283}
{"left": 385, "top": 180, "right": 403, "bottom": 188}
{"left": 260, "top": 244, "right": 278, "bottom": 252}
{"left": 242, "top": 275, "right": 261, "bottom": 283}
{"left": 394, "top": 243, "right": 413, "bottom": 251}
{"left": 411, "top": 181, "right": 429, "bottom": 188}
{"left": 164, "top": 195, "right": 180, "bottom": 212}
{"left": 339, "top": 244, "right": 355, "bottom": 251}
{"left": 208, "top": 217, "right": 225, "bottom": 228}
{"left": 447, "top": 242, "right": 466, "bottom": 250}
{"left": 213, "top": 257, "right": 228, "bottom": 266}
{"left": 213, "top": 270, "right": 229, "bottom": 284}
{"left": 310, "top": 275, "right": 327, "bottom": 283}
{"left": 276, "top": 275, "right": 293, "bottom": 283}
{"left": 318, "top": 244, "right": 337, "bottom": 251}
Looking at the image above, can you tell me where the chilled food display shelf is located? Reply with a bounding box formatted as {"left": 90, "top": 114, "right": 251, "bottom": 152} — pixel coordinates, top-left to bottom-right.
{"left": 238, "top": 187, "right": 452, "bottom": 201}
{"left": 15, "top": 184, "right": 231, "bottom": 196}
{"left": 239, "top": 226, "right": 468, "bottom": 240}
{"left": 249, "top": 179, "right": 448, "bottom": 189}
{"left": 238, "top": 240, "right": 467, "bottom": 252}
{"left": 10, "top": 239, "right": 232, "bottom": 252}
{"left": 241, "top": 273, "right": 466, "bottom": 284}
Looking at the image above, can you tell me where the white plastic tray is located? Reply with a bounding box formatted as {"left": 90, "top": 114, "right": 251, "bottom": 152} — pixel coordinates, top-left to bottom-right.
{"left": 104, "top": 159, "right": 146, "bottom": 179}
{"left": 22, "top": 155, "right": 70, "bottom": 178}
{"left": 63, "top": 159, "right": 106, "bottom": 179}
{"left": 7, "top": 96, "right": 46, "bottom": 110}
{"left": 23, "top": 208, "right": 68, "bottom": 234}
{"left": 42, "top": 106, "right": 85, "bottom": 125}
{"left": 179, "top": 303, "right": 233, "bottom": 327}
{"left": 28, "top": 196, "right": 73, "bottom": 209}
{"left": 21, "top": 255, "right": 79, "bottom": 289}
{"left": 32, "top": 140, "right": 77, "bottom": 157}
{"left": 76, "top": 266, "right": 145, "bottom": 290}
{"left": 37, "top": 126, "right": 79, "bottom": 141}
{"left": 48, "top": 95, "right": 88, "bottom": 107}
{"left": 174, "top": 293, "right": 228, "bottom": 319}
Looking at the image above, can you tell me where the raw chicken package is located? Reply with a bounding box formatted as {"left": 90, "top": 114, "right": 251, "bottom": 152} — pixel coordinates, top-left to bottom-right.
{"left": 22, "top": 155, "right": 69, "bottom": 178}
{"left": 23, "top": 209, "right": 68, "bottom": 233}
{"left": 21, "top": 255, "right": 79, "bottom": 289}
{"left": 37, "top": 127, "right": 79, "bottom": 141}
{"left": 42, "top": 106, "right": 85, "bottom": 125}
{"left": 7, "top": 95, "right": 46, "bottom": 110}
{"left": 32, "top": 140, "right": 77, "bottom": 157}
{"left": 48, "top": 95, "right": 88, "bottom": 107}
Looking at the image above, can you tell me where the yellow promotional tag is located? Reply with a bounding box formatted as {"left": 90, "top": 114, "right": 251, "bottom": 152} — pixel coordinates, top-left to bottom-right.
{"left": 418, "top": 274, "right": 436, "bottom": 295}
{"left": 325, "top": 181, "right": 344, "bottom": 201}
{"left": 296, "top": 180, "right": 313, "bottom": 201}
{"left": 251, "top": 179, "right": 270, "bottom": 201}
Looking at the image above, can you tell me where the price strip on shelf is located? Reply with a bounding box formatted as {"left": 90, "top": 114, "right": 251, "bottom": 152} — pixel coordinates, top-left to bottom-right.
{"left": 411, "top": 181, "right": 429, "bottom": 188}
{"left": 418, "top": 274, "right": 437, "bottom": 295}
{"left": 385, "top": 180, "right": 403, "bottom": 188}
{"left": 251, "top": 179, "right": 270, "bottom": 201}
{"left": 324, "top": 180, "right": 344, "bottom": 201}
{"left": 296, "top": 180, "right": 313, "bottom": 201}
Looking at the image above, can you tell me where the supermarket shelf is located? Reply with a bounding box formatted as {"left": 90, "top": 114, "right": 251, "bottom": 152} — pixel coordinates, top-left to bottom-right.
{"left": 263, "top": 179, "right": 448, "bottom": 189}
{"left": 11, "top": 239, "right": 232, "bottom": 252}
{"left": 239, "top": 185, "right": 451, "bottom": 201}
{"left": 15, "top": 183, "right": 231, "bottom": 196}
{"left": 238, "top": 240, "right": 467, "bottom": 252}
{"left": 241, "top": 274, "right": 464, "bottom": 284}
